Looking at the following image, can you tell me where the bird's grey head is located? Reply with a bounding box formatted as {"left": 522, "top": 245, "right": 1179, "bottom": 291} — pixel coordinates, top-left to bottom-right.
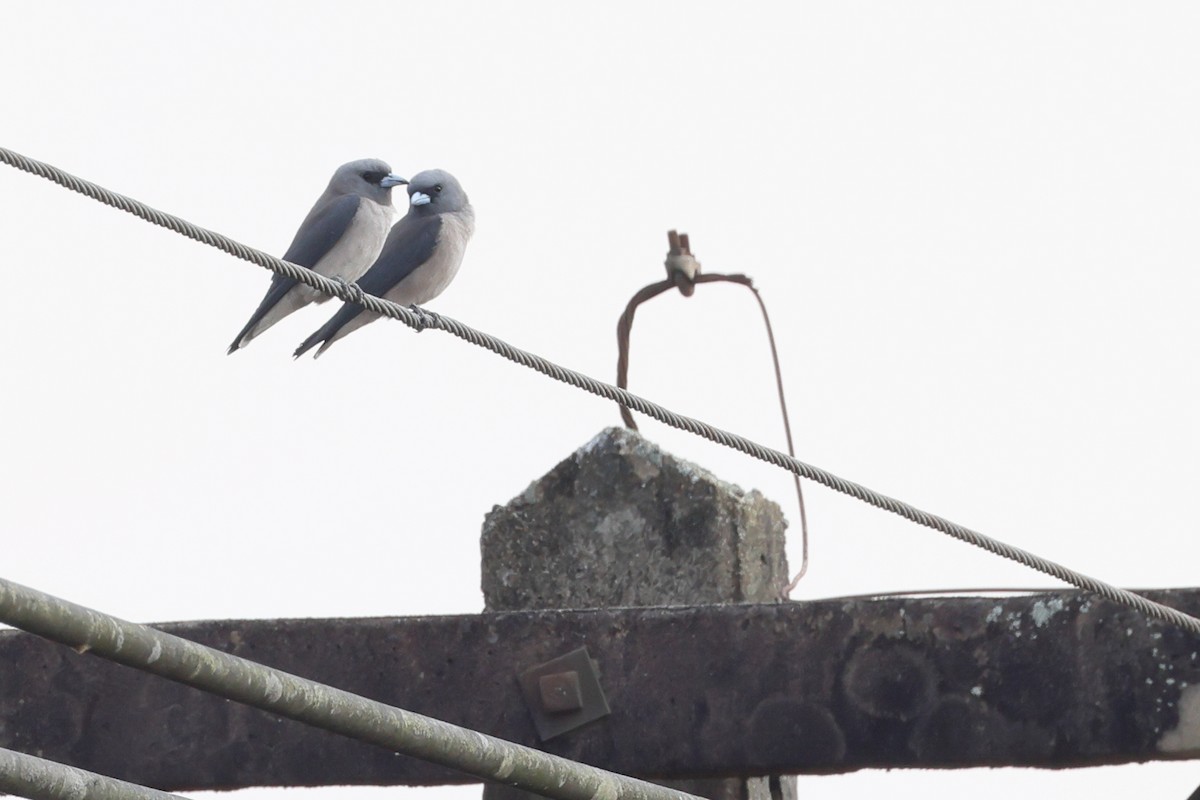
{"left": 406, "top": 169, "right": 469, "bottom": 214}
{"left": 328, "top": 158, "right": 408, "bottom": 206}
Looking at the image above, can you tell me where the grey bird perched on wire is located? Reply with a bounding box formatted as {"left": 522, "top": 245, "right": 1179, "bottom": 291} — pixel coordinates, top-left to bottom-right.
{"left": 294, "top": 169, "right": 474, "bottom": 359}
{"left": 227, "top": 159, "right": 408, "bottom": 353}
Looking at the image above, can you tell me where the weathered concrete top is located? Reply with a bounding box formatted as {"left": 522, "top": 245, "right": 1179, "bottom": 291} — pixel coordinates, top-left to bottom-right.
{"left": 480, "top": 428, "right": 796, "bottom": 800}
{"left": 481, "top": 426, "right": 790, "bottom": 610}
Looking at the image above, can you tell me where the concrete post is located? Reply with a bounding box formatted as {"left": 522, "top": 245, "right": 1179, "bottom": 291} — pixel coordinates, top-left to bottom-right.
{"left": 481, "top": 426, "right": 797, "bottom": 800}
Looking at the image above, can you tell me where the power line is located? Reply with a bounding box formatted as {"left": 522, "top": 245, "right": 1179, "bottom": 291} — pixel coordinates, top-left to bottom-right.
{"left": 1, "top": 145, "right": 1198, "bottom": 636}
{"left": 0, "top": 576, "right": 702, "bottom": 800}
{"left": 0, "top": 747, "right": 190, "bottom": 800}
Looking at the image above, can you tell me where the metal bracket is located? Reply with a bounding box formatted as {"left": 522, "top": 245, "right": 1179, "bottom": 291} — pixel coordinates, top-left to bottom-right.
{"left": 663, "top": 229, "right": 701, "bottom": 296}
{"left": 518, "top": 646, "right": 611, "bottom": 741}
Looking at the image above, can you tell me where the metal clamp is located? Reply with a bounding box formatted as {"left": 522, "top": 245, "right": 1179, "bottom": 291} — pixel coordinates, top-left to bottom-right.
{"left": 518, "top": 647, "right": 611, "bottom": 741}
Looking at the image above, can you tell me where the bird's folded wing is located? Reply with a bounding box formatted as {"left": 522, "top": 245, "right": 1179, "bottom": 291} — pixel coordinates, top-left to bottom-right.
{"left": 356, "top": 213, "right": 442, "bottom": 296}
{"left": 281, "top": 193, "right": 364, "bottom": 268}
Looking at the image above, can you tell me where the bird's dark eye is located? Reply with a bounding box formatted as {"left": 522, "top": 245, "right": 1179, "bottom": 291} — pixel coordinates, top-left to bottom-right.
{"left": 362, "top": 171, "right": 386, "bottom": 184}
{"left": 433, "top": 184, "right": 443, "bottom": 193}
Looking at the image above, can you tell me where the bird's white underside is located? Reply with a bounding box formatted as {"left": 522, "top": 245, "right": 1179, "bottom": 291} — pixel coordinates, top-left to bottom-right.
{"left": 314, "top": 204, "right": 476, "bottom": 356}
{"left": 244, "top": 199, "right": 395, "bottom": 342}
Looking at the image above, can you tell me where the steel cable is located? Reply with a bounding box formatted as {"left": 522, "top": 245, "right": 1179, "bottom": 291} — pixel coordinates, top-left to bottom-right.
{"left": 3, "top": 145, "right": 1197, "bottom": 635}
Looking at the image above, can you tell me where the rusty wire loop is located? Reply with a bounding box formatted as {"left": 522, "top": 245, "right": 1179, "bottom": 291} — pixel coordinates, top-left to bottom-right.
{"left": 616, "top": 232, "right": 809, "bottom": 594}
{"left": 616, "top": 279, "right": 673, "bottom": 430}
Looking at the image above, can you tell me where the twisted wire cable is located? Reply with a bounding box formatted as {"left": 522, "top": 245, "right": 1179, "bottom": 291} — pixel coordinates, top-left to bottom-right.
{"left": 3, "top": 145, "right": 1197, "bottom": 635}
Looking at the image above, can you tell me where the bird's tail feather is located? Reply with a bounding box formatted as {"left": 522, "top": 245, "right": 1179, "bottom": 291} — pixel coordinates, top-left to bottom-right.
{"left": 294, "top": 305, "right": 375, "bottom": 359}
{"left": 228, "top": 277, "right": 310, "bottom": 354}
{"left": 293, "top": 321, "right": 337, "bottom": 359}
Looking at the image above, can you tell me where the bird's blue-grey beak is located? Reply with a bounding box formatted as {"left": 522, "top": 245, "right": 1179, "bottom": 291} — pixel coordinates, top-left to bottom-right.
{"left": 380, "top": 174, "right": 408, "bottom": 188}
{"left": 410, "top": 191, "right": 432, "bottom": 206}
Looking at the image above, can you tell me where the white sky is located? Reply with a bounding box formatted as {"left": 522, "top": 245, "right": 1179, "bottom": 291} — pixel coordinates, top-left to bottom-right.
{"left": 3, "top": 1, "right": 1200, "bottom": 797}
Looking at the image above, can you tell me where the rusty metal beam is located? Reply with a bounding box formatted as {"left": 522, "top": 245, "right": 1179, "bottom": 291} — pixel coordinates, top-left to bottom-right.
{"left": 3, "top": 590, "right": 1200, "bottom": 791}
